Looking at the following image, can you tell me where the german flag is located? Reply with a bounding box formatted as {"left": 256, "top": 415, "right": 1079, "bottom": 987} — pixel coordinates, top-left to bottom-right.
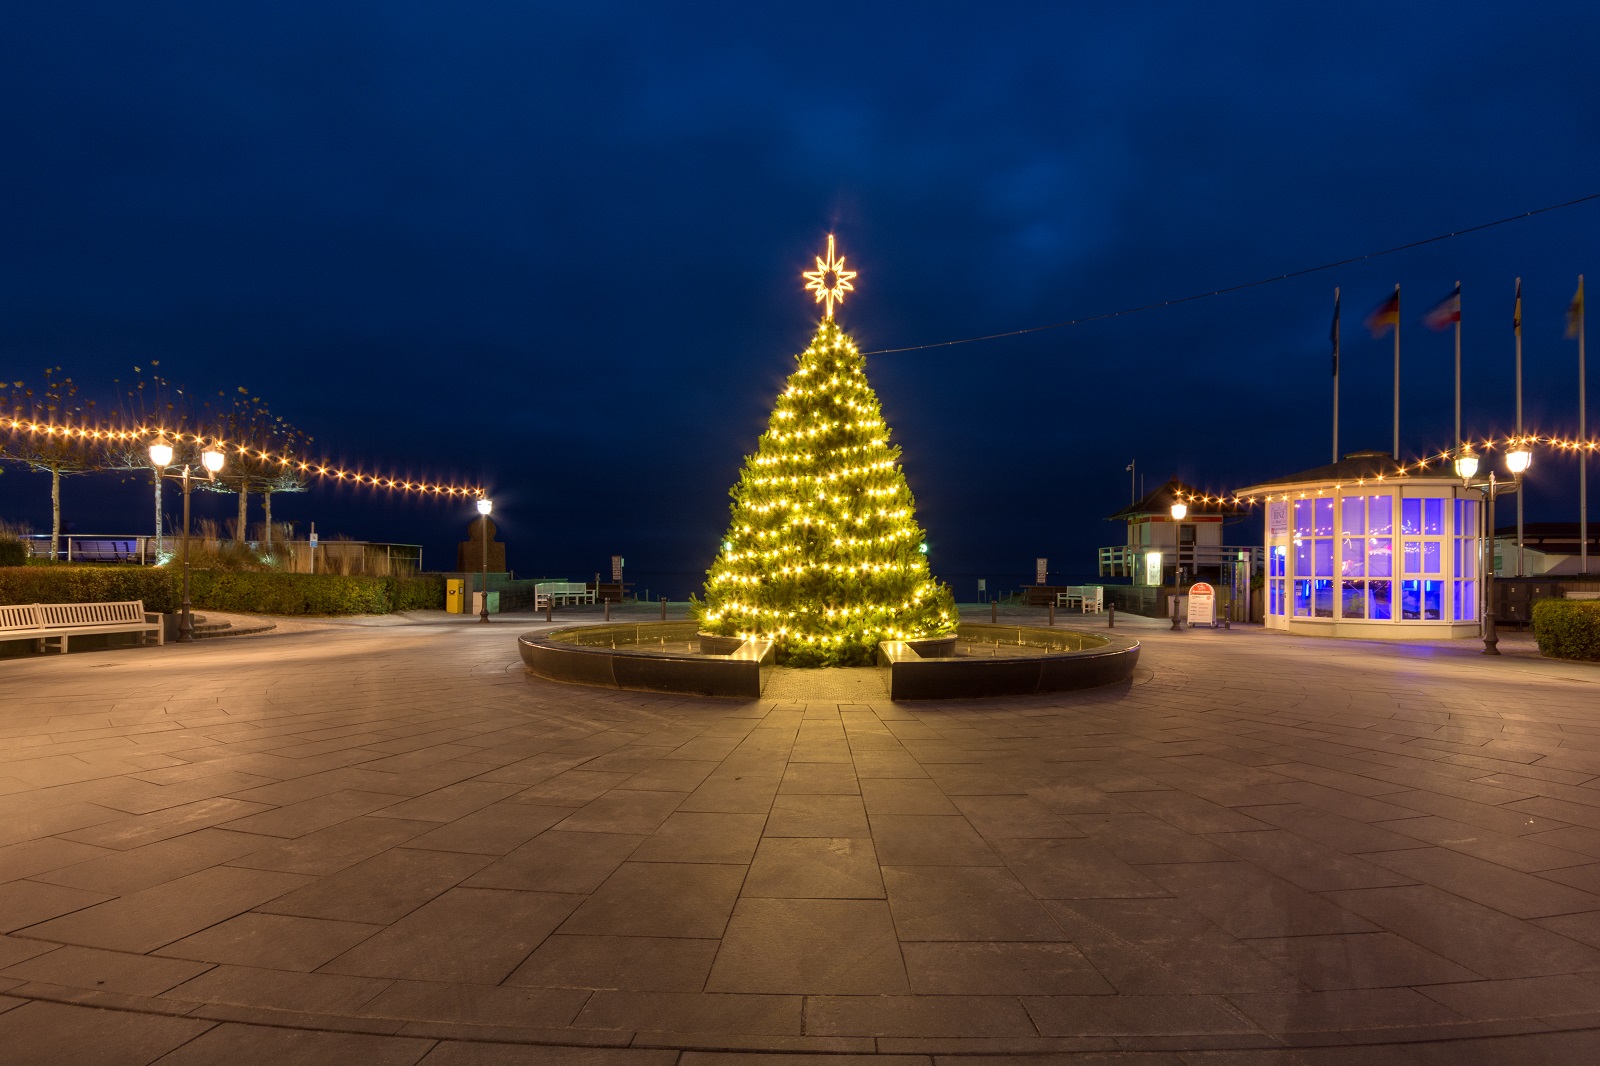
{"left": 1568, "top": 276, "right": 1585, "bottom": 339}
{"left": 1366, "top": 287, "right": 1400, "bottom": 338}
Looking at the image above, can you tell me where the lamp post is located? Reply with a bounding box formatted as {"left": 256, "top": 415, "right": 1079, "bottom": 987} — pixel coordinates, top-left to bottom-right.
{"left": 1169, "top": 499, "right": 1187, "bottom": 630}
{"left": 148, "top": 436, "right": 173, "bottom": 561}
{"left": 1506, "top": 439, "right": 1532, "bottom": 577}
{"left": 1458, "top": 444, "right": 1530, "bottom": 655}
{"left": 150, "top": 438, "right": 224, "bottom": 643}
{"left": 476, "top": 497, "right": 493, "bottom": 623}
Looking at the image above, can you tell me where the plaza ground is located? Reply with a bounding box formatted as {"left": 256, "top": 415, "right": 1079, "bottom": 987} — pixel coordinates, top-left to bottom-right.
{"left": 1, "top": 606, "right": 1599, "bottom": 1064}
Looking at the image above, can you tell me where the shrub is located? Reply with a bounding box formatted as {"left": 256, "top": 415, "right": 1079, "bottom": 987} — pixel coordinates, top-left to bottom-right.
{"left": 0, "top": 565, "right": 180, "bottom": 612}
{"left": 390, "top": 575, "right": 445, "bottom": 611}
{"left": 0, "top": 539, "right": 27, "bottom": 568}
{"left": 0, "top": 566, "right": 448, "bottom": 616}
{"left": 0, "top": 522, "right": 29, "bottom": 567}
{"left": 1532, "top": 599, "right": 1600, "bottom": 661}
{"left": 187, "top": 571, "right": 392, "bottom": 614}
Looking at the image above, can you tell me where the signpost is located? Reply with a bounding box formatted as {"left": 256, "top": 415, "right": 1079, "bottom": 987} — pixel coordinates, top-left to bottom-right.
{"left": 1035, "top": 558, "right": 1047, "bottom": 585}
{"left": 612, "top": 555, "right": 624, "bottom": 583}
{"left": 1186, "top": 581, "right": 1217, "bottom": 627}
{"left": 977, "top": 578, "right": 986, "bottom": 598}
{"left": 309, "top": 524, "right": 318, "bottom": 574}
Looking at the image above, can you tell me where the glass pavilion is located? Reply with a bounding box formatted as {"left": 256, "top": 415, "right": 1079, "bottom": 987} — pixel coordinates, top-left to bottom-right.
{"left": 1234, "top": 450, "right": 1490, "bottom": 639}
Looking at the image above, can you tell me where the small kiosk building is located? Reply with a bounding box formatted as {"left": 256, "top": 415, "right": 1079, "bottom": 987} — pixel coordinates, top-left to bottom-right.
{"left": 1100, "top": 478, "right": 1247, "bottom": 588}
{"left": 1234, "top": 450, "right": 1486, "bottom": 639}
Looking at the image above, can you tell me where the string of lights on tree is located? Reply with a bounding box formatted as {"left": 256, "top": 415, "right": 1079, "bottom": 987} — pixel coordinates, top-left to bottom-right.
{"left": 0, "top": 415, "right": 485, "bottom": 499}
{"left": 695, "top": 235, "right": 956, "bottom": 666}
{"left": 1169, "top": 432, "right": 1598, "bottom": 506}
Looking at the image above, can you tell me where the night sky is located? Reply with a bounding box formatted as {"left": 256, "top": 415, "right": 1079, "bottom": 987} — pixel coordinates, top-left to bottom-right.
{"left": 3, "top": 3, "right": 1598, "bottom": 598}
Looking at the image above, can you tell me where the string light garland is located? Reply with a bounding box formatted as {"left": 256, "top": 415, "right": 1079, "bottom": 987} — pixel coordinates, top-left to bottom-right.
{"left": 0, "top": 416, "right": 485, "bottom": 498}
{"left": 1170, "top": 432, "right": 1599, "bottom": 507}
{"left": 861, "top": 190, "right": 1600, "bottom": 356}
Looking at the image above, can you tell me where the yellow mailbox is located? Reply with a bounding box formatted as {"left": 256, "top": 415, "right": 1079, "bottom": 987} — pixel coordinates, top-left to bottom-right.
{"left": 446, "top": 579, "right": 465, "bottom": 613}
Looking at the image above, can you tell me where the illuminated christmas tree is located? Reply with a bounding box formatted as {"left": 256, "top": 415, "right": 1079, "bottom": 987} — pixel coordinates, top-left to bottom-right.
{"left": 696, "top": 236, "right": 957, "bottom": 666}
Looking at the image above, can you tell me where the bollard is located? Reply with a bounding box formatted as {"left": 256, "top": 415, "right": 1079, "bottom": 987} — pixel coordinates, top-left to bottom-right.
{"left": 660, "top": 596, "right": 667, "bottom": 620}
{"left": 1048, "top": 602, "right": 1055, "bottom": 627}
{"left": 1108, "top": 602, "right": 1115, "bottom": 628}
{"left": 604, "top": 598, "right": 611, "bottom": 622}
{"left": 544, "top": 597, "right": 552, "bottom": 622}
{"left": 991, "top": 600, "right": 998, "bottom": 623}
{"left": 1223, "top": 596, "right": 1232, "bottom": 630}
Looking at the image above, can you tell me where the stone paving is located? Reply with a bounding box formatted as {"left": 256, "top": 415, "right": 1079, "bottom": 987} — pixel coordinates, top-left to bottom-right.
{"left": 1, "top": 607, "right": 1600, "bottom": 1064}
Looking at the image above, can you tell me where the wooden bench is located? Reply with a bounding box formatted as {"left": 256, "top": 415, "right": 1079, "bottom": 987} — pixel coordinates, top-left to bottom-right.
{"left": 0, "top": 601, "right": 165, "bottom": 653}
{"left": 1055, "top": 586, "right": 1104, "bottom": 613}
{"left": 534, "top": 582, "right": 595, "bottom": 606}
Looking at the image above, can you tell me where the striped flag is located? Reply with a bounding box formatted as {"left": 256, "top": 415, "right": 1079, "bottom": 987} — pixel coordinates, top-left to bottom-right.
{"left": 1569, "top": 277, "right": 1585, "bottom": 339}
{"left": 1366, "top": 288, "right": 1400, "bottom": 337}
{"left": 1423, "top": 284, "right": 1461, "bottom": 330}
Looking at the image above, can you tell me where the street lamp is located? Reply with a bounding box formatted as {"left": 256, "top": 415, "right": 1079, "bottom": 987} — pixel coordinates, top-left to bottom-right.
{"left": 1506, "top": 440, "right": 1533, "bottom": 577}
{"left": 1460, "top": 441, "right": 1533, "bottom": 656}
{"left": 148, "top": 436, "right": 174, "bottom": 560}
{"left": 1169, "top": 500, "right": 1187, "bottom": 630}
{"left": 476, "top": 497, "right": 493, "bottom": 623}
{"left": 150, "top": 438, "right": 224, "bottom": 643}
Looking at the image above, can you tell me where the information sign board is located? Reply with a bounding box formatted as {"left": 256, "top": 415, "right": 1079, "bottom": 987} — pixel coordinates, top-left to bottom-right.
{"left": 1186, "top": 581, "right": 1216, "bottom": 626}
{"left": 1036, "top": 558, "right": 1048, "bottom": 584}
{"left": 1267, "top": 500, "right": 1289, "bottom": 537}
{"left": 611, "top": 555, "right": 624, "bottom": 582}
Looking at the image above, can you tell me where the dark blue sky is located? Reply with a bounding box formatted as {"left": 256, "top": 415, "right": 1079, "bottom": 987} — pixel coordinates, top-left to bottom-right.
{"left": 3, "top": 2, "right": 1598, "bottom": 596}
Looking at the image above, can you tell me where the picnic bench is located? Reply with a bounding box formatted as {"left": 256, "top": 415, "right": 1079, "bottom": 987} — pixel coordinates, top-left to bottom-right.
{"left": 1055, "top": 586, "right": 1104, "bottom": 613}
{"left": 0, "top": 601, "right": 165, "bottom": 653}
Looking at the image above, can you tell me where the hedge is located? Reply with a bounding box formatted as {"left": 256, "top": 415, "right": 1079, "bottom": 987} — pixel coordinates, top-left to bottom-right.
{"left": 1532, "top": 599, "right": 1600, "bottom": 661}
{"left": 0, "top": 567, "right": 446, "bottom": 616}
{"left": 0, "top": 565, "right": 181, "bottom": 613}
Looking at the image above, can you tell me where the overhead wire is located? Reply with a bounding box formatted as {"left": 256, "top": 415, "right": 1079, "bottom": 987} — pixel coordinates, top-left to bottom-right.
{"left": 863, "top": 190, "right": 1600, "bottom": 356}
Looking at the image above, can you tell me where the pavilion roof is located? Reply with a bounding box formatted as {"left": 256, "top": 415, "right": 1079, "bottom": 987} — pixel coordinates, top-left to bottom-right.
{"left": 1231, "top": 450, "right": 1459, "bottom": 497}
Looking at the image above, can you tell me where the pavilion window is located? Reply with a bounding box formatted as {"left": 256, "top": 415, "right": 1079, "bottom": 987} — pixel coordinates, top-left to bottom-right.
{"left": 1400, "top": 496, "right": 1449, "bottom": 620}
{"left": 1453, "top": 498, "right": 1479, "bottom": 621}
{"left": 1269, "top": 545, "right": 1286, "bottom": 616}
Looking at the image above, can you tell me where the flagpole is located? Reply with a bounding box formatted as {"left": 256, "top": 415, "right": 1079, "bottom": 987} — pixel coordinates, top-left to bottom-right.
{"left": 1581, "top": 275, "right": 1588, "bottom": 575}
{"left": 1393, "top": 284, "right": 1402, "bottom": 461}
{"left": 1454, "top": 280, "right": 1462, "bottom": 450}
{"left": 1333, "top": 287, "right": 1341, "bottom": 463}
{"left": 1515, "top": 277, "right": 1524, "bottom": 578}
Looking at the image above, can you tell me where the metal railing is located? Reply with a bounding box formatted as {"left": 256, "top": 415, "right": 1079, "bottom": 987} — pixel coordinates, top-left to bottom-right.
{"left": 24, "top": 535, "right": 172, "bottom": 564}
{"left": 1098, "top": 543, "right": 1258, "bottom": 577}
{"left": 23, "top": 534, "right": 422, "bottom": 572}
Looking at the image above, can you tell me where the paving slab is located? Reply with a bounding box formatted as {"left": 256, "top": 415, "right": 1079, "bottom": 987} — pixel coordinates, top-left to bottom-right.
{"left": 0, "top": 613, "right": 1598, "bottom": 1060}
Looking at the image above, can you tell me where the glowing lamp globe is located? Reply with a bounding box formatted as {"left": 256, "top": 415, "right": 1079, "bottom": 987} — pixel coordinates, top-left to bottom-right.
{"left": 1170, "top": 501, "right": 1188, "bottom": 521}
{"left": 148, "top": 437, "right": 174, "bottom": 468}
{"left": 1454, "top": 448, "right": 1479, "bottom": 480}
{"left": 200, "top": 447, "right": 225, "bottom": 474}
{"left": 477, "top": 497, "right": 493, "bottom": 516}
{"left": 1506, "top": 445, "right": 1533, "bottom": 475}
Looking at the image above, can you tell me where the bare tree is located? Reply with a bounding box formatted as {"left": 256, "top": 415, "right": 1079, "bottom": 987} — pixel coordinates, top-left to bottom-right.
{"left": 1, "top": 369, "right": 108, "bottom": 559}
{"left": 102, "top": 362, "right": 190, "bottom": 552}
{"left": 200, "top": 388, "right": 310, "bottom": 551}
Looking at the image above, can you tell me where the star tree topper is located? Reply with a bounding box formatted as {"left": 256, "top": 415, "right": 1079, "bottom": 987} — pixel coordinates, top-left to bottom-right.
{"left": 802, "top": 233, "right": 857, "bottom": 318}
